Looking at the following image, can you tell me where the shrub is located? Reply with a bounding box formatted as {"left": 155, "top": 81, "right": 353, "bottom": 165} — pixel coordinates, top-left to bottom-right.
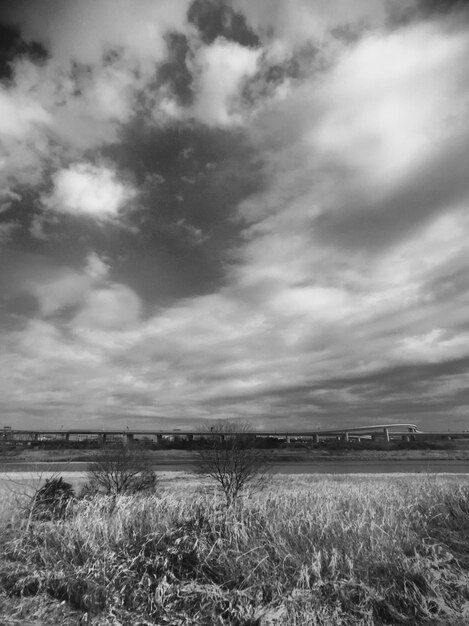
{"left": 194, "top": 420, "right": 272, "bottom": 506}
{"left": 31, "top": 477, "right": 75, "bottom": 521}
{"left": 82, "top": 445, "right": 158, "bottom": 497}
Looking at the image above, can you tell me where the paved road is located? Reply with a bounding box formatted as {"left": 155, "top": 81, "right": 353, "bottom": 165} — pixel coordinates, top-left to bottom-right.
{"left": 2, "top": 459, "right": 469, "bottom": 474}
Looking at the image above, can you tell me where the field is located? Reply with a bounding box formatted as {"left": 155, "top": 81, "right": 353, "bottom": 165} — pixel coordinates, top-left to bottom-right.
{"left": 1, "top": 473, "right": 469, "bottom": 625}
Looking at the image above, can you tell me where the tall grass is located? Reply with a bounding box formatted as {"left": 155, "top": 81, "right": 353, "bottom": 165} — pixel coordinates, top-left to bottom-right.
{"left": 1, "top": 475, "right": 469, "bottom": 624}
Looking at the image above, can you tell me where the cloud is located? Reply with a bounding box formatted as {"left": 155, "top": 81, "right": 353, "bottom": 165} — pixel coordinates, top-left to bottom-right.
{"left": 0, "top": 62, "right": 52, "bottom": 186}
{"left": 191, "top": 38, "right": 261, "bottom": 126}
{"left": 188, "top": 0, "right": 261, "bottom": 47}
{"left": 73, "top": 285, "right": 141, "bottom": 330}
{"left": 26, "top": 252, "right": 110, "bottom": 316}
{"left": 23, "top": 250, "right": 141, "bottom": 332}
{"left": 239, "top": 18, "right": 469, "bottom": 242}
{"left": 310, "top": 21, "right": 469, "bottom": 193}
{"left": 0, "top": 221, "right": 19, "bottom": 244}
{"left": 0, "top": 82, "right": 51, "bottom": 138}
{"left": 232, "top": 0, "right": 387, "bottom": 47}
{"left": 3, "top": 0, "right": 191, "bottom": 69}
{"left": 0, "top": 0, "right": 193, "bottom": 195}
{"left": 0, "top": 56, "right": 136, "bottom": 193}
{"left": 42, "top": 163, "right": 136, "bottom": 221}
{"left": 2, "top": 1, "right": 469, "bottom": 429}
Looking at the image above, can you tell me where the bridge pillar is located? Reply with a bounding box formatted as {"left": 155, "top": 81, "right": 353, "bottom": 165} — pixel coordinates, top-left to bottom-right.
{"left": 286, "top": 434, "right": 291, "bottom": 444}
{"left": 383, "top": 428, "right": 390, "bottom": 443}
{"left": 313, "top": 434, "right": 319, "bottom": 444}
{"left": 343, "top": 432, "right": 349, "bottom": 442}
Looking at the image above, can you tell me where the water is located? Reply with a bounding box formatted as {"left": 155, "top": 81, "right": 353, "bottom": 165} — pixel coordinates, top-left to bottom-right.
{"left": 1, "top": 459, "right": 469, "bottom": 474}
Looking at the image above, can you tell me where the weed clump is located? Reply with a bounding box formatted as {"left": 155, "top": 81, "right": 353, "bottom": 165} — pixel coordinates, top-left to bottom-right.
{"left": 31, "top": 476, "right": 75, "bottom": 521}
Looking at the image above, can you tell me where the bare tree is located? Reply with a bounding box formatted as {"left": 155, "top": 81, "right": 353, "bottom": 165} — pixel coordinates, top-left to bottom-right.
{"left": 194, "top": 420, "right": 273, "bottom": 506}
{"left": 84, "top": 444, "right": 157, "bottom": 497}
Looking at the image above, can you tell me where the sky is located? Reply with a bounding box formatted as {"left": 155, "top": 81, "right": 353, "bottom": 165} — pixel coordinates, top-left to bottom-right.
{"left": 1, "top": 0, "right": 469, "bottom": 432}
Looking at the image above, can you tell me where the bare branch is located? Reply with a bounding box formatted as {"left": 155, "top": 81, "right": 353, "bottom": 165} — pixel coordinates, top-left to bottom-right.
{"left": 194, "top": 420, "right": 273, "bottom": 506}
{"left": 84, "top": 445, "right": 157, "bottom": 497}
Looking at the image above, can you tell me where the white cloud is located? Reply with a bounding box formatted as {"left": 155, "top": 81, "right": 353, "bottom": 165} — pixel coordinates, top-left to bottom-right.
{"left": 73, "top": 285, "right": 141, "bottom": 330}
{"left": 0, "top": 0, "right": 192, "bottom": 191}
{"left": 0, "top": 65, "right": 53, "bottom": 187}
{"left": 24, "top": 251, "right": 141, "bottom": 340}
{"left": 395, "top": 328, "right": 469, "bottom": 363}
{"left": 192, "top": 38, "right": 261, "bottom": 126}
{"left": 84, "top": 253, "right": 110, "bottom": 281}
{"left": 42, "top": 163, "right": 136, "bottom": 220}
{"left": 0, "top": 86, "right": 51, "bottom": 138}
{"left": 310, "top": 22, "right": 469, "bottom": 193}
{"left": 32, "top": 272, "right": 91, "bottom": 317}
{"left": 0, "top": 57, "right": 137, "bottom": 191}
{"left": 27, "top": 252, "right": 108, "bottom": 316}
{"left": 241, "top": 19, "right": 469, "bottom": 228}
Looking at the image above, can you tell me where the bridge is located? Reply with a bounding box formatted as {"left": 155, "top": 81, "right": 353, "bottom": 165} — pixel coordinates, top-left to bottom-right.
{"left": 2, "top": 423, "right": 459, "bottom": 446}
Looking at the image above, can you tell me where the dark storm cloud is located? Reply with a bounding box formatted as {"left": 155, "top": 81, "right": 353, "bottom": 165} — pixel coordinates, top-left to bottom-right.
{"left": 199, "top": 356, "right": 469, "bottom": 427}
{"left": 101, "top": 122, "right": 264, "bottom": 302}
{"left": 0, "top": 22, "right": 48, "bottom": 81}
{"left": 188, "top": 0, "right": 261, "bottom": 47}
{"left": 386, "top": 0, "right": 469, "bottom": 28}
{"left": 1, "top": 119, "right": 264, "bottom": 314}
{"left": 418, "top": 0, "right": 469, "bottom": 15}
{"left": 326, "top": 356, "right": 469, "bottom": 394}
{"left": 156, "top": 32, "right": 194, "bottom": 106}
{"left": 423, "top": 265, "right": 469, "bottom": 305}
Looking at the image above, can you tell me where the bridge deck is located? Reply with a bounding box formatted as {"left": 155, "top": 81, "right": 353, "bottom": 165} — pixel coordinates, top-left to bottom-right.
{"left": 3, "top": 423, "right": 421, "bottom": 438}
{"left": 3, "top": 423, "right": 468, "bottom": 444}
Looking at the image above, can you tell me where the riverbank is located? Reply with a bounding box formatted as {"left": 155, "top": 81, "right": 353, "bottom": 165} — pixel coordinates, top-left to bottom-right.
{"left": 2, "top": 445, "right": 469, "bottom": 464}
{"left": 2, "top": 458, "right": 469, "bottom": 476}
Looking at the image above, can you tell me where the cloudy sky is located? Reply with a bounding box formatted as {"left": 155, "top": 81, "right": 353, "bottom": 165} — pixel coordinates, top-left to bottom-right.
{"left": 1, "top": 0, "right": 469, "bottom": 431}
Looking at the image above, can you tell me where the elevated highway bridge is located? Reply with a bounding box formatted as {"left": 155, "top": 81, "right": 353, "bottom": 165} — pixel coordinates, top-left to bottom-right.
{"left": 3, "top": 423, "right": 464, "bottom": 446}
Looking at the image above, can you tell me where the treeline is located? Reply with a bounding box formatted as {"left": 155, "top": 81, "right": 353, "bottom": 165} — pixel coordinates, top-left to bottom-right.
{"left": 3, "top": 435, "right": 463, "bottom": 452}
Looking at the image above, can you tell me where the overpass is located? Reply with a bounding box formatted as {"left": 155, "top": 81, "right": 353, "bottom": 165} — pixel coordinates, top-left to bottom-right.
{"left": 0, "top": 423, "right": 437, "bottom": 445}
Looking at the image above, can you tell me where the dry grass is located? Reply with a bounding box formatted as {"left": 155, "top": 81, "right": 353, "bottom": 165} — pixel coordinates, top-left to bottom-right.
{"left": 1, "top": 474, "right": 469, "bottom": 624}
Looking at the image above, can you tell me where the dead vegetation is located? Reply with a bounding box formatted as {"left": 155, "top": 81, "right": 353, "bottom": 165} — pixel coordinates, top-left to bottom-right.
{"left": 0, "top": 475, "right": 469, "bottom": 624}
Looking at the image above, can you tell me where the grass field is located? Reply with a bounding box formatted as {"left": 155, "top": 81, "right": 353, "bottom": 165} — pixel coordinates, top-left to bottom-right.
{"left": 1, "top": 473, "right": 469, "bottom": 625}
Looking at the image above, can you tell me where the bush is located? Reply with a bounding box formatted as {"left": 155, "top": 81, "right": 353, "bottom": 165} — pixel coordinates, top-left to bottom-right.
{"left": 31, "top": 477, "right": 75, "bottom": 521}
{"left": 194, "top": 420, "right": 272, "bottom": 506}
{"left": 82, "top": 445, "right": 157, "bottom": 497}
